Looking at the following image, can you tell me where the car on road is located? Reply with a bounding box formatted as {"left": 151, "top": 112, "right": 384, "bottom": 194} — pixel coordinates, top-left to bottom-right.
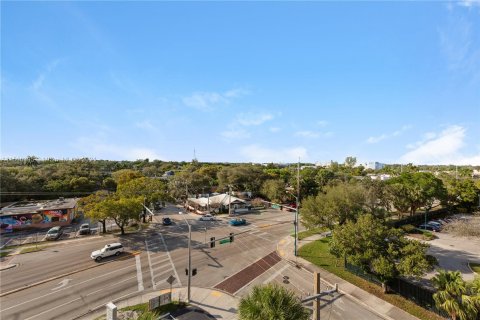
{"left": 162, "top": 217, "right": 172, "bottom": 225}
{"left": 418, "top": 224, "right": 440, "bottom": 232}
{"left": 427, "top": 221, "right": 442, "bottom": 229}
{"left": 229, "top": 218, "right": 246, "bottom": 226}
{"left": 199, "top": 214, "right": 216, "bottom": 221}
{"left": 91, "top": 243, "right": 124, "bottom": 262}
{"left": 45, "top": 226, "right": 63, "bottom": 240}
{"left": 78, "top": 223, "right": 91, "bottom": 235}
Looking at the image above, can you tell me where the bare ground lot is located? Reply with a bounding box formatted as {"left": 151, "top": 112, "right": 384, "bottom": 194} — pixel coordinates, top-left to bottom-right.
{"left": 424, "top": 215, "right": 480, "bottom": 281}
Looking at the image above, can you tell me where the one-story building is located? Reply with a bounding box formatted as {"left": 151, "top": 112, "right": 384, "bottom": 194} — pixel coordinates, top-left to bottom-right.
{"left": 0, "top": 197, "right": 79, "bottom": 233}
{"left": 186, "top": 193, "right": 250, "bottom": 214}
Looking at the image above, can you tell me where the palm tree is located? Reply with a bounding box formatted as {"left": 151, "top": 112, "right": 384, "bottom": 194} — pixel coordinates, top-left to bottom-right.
{"left": 432, "top": 270, "right": 478, "bottom": 320}
{"left": 238, "top": 283, "right": 309, "bottom": 320}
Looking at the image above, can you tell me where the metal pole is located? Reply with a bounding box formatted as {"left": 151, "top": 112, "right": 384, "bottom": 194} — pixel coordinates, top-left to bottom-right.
{"left": 295, "top": 159, "right": 300, "bottom": 257}
{"left": 313, "top": 272, "right": 321, "bottom": 320}
{"left": 187, "top": 223, "right": 192, "bottom": 303}
{"left": 228, "top": 186, "right": 232, "bottom": 216}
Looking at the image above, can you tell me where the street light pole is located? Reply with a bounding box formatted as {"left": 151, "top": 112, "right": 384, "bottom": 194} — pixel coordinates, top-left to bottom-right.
{"left": 182, "top": 215, "right": 192, "bottom": 303}
{"left": 187, "top": 223, "right": 192, "bottom": 303}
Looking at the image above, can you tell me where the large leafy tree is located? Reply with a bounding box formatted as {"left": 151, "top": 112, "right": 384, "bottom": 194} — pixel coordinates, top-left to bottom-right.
{"left": 217, "top": 165, "right": 267, "bottom": 195}
{"left": 260, "top": 179, "right": 287, "bottom": 203}
{"left": 117, "top": 177, "right": 171, "bottom": 206}
{"left": 97, "top": 196, "right": 143, "bottom": 235}
{"left": 330, "top": 214, "right": 433, "bottom": 292}
{"left": 300, "top": 182, "right": 366, "bottom": 230}
{"left": 238, "top": 283, "right": 309, "bottom": 320}
{"left": 111, "top": 169, "right": 144, "bottom": 186}
{"left": 432, "top": 270, "right": 479, "bottom": 320}
{"left": 443, "top": 178, "right": 479, "bottom": 211}
{"left": 387, "top": 172, "right": 446, "bottom": 216}
{"left": 79, "top": 190, "right": 113, "bottom": 233}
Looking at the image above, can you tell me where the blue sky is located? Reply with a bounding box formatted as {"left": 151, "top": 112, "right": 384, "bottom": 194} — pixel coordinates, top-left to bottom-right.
{"left": 2, "top": 1, "right": 480, "bottom": 165}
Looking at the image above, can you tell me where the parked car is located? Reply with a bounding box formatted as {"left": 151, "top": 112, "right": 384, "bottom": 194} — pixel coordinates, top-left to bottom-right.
{"left": 91, "top": 243, "right": 124, "bottom": 262}
{"left": 162, "top": 217, "right": 172, "bottom": 225}
{"left": 199, "top": 214, "right": 216, "bottom": 221}
{"left": 78, "top": 223, "right": 91, "bottom": 235}
{"left": 418, "top": 224, "right": 440, "bottom": 232}
{"left": 229, "top": 218, "right": 246, "bottom": 226}
{"left": 45, "top": 226, "right": 63, "bottom": 240}
{"left": 427, "top": 221, "right": 442, "bottom": 228}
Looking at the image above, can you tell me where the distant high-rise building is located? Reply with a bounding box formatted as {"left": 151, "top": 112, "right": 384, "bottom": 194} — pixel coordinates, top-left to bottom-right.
{"left": 364, "top": 162, "right": 385, "bottom": 170}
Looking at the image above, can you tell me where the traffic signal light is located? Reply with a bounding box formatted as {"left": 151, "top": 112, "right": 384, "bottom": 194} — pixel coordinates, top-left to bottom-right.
{"left": 229, "top": 232, "right": 234, "bottom": 242}
{"left": 192, "top": 268, "right": 197, "bottom": 276}
{"left": 185, "top": 268, "right": 188, "bottom": 276}
{"left": 210, "top": 237, "right": 215, "bottom": 248}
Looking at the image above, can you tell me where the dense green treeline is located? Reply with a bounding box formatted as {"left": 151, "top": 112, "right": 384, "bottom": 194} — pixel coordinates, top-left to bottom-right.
{"left": 1, "top": 157, "right": 479, "bottom": 212}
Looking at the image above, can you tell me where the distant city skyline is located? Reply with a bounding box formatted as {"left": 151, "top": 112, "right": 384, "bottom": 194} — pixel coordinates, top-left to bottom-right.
{"left": 2, "top": 1, "right": 480, "bottom": 165}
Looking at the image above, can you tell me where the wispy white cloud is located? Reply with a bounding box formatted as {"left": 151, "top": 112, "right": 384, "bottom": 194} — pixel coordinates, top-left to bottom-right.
{"left": 366, "top": 125, "right": 411, "bottom": 144}
{"left": 438, "top": 7, "right": 480, "bottom": 81}
{"left": 182, "top": 88, "right": 249, "bottom": 111}
{"left": 458, "top": 0, "right": 480, "bottom": 8}
{"left": 221, "top": 111, "right": 274, "bottom": 140}
{"left": 236, "top": 112, "right": 273, "bottom": 126}
{"left": 221, "top": 128, "right": 251, "bottom": 139}
{"left": 400, "top": 125, "right": 480, "bottom": 165}
{"left": 317, "top": 120, "right": 328, "bottom": 127}
{"left": 295, "top": 131, "right": 320, "bottom": 138}
{"left": 135, "top": 120, "right": 157, "bottom": 132}
{"left": 269, "top": 127, "right": 281, "bottom": 133}
{"left": 240, "top": 144, "right": 307, "bottom": 163}
{"left": 30, "top": 59, "right": 61, "bottom": 92}
{"left": 73, "top": 136, "right": 165, "bottom": 161}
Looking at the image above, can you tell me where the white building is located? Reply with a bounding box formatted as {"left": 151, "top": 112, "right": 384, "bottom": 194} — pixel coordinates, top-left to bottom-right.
{"left": 364, "top": 162, "right": 385, "bottom": 170}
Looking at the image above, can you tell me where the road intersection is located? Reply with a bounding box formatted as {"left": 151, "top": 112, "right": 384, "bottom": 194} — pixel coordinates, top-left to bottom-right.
{"left": 1, "top": 205, "right": 385, "bottom": 320}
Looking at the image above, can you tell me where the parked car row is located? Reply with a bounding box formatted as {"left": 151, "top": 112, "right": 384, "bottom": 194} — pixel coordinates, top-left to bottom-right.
{"left": 418, "top": 217, "right": 455, "bottom": 232}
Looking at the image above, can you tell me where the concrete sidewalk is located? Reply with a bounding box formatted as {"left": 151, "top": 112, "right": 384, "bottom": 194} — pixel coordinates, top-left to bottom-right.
{"left": 77, "top": 286, "right": 238, "bottom": 320}
{"left": 277, "top": 235, "right": 419, "bottom": 320}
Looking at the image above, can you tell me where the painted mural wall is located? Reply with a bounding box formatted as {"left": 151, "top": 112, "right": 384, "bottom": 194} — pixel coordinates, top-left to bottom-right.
{"left": 0, "top": 209, "right": 73, "bottom": 232}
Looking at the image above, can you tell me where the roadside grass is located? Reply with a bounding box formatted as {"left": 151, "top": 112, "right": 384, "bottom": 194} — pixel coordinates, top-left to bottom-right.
{"left": 94, "top": 301, "right": 187, "bottom": 320}
{"left": 469, "top": 262, "right": 480, "bottom": 274}
{"left": 299, "top": 238, "right": 444, "bottom": 320}
{"left": 294, "top": 227, "right": 329, "bottom": 240}
{"left": 19, "top": 246, "right": 45, "bottom": 254}
{"left": 0, "top": 251, "right": 11, "bottom": 258}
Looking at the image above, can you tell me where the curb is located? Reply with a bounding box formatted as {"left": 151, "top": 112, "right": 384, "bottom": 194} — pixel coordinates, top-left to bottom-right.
{"left": 276, "top": 236, "right": 396, "bottom": 320}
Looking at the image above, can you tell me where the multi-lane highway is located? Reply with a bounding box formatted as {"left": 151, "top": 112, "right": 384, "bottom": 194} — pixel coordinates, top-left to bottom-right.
{"left": 0, "top": 205, "right": 383, "bottom": 320}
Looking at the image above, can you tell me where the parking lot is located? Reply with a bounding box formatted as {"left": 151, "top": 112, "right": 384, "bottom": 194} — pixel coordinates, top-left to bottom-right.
{"left": 424, "top": 215, "right": 480, "bottom": 281}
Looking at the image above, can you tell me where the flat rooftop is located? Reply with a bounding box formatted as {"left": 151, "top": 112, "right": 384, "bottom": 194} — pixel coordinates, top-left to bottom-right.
{"left": 0, "top": 198, "right": 78, "bottom": 215}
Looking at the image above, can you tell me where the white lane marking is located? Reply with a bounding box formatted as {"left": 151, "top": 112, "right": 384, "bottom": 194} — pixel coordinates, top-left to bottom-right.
{"left": 263, "top": 264, "right": 290, "bottom": 284}
{"left": 150, "top": 255, "right": 170, "bottom": 264}
{"left": 145, "top": 240, "right": 156, "bottom": 290}
{"left": 23, "top": 277, "right": 136, "bottom": 320}
{"left": 152, "top": 263, "right": 171, "bottom": 273}
{"left": 135, "top": 255, "right": 144, "bottom": 291}
{"left": 0, "top": 262, "right": 136, "bottom": 312}
{"left": 158, "top": 232, "right": 182, "bottom": 287}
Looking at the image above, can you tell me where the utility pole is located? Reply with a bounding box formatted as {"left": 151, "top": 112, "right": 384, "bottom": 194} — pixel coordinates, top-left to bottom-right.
{"left": 295, "top": 158, "right": 300, "bottom": 257}
{"left": 183, "top": 217, "right": 192, "bottom": 303}
{"left": 300, "top": 272, "right": 338, "bottom": 320}
{"left": 228, "top": 185, "right": 232, "bottom": 216}
{"left": 314, "top": 272, "right": 320, "bottom": 320}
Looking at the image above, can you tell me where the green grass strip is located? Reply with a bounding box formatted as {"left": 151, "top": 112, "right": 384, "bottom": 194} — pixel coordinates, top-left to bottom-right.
{"left": 299, "top": 238, "right": 444, "bottom": 320}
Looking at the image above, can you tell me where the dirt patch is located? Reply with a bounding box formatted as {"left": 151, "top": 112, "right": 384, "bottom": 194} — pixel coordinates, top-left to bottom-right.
{"left": 443, "top": 216, "right": 480, "bottom": 238}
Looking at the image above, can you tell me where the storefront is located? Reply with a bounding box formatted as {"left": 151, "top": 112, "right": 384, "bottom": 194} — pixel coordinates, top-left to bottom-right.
{"left": 0, "top": 198, "right": 78, "bottom": 233}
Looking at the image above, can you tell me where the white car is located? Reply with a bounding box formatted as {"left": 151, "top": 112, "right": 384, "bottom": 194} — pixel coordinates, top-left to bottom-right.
{"left": 199, "top": 214, "right": 216, "bottom": 221}
{"left": 91, "top": 243, "right": 124, "bottom": 262}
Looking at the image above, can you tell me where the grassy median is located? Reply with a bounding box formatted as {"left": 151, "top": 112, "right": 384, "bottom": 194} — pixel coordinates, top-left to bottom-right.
{"left": 298, "top": 238, "right": 444, "bottom": 320}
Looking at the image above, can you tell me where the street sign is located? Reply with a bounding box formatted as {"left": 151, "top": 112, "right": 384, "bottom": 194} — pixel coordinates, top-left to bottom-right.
{"left": 219, "top": 239, "right": 230, "bottom": 244}
{"left": 159, "top": 292, "right": 172, "bottom": 306}
{"left": 166, "top": 275, "right": 176, "bottom": 285}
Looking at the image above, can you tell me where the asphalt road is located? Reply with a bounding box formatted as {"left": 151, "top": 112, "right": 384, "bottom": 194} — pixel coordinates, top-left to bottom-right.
{"left": 0, "top": 205, "right": 383, "bottom": 320}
